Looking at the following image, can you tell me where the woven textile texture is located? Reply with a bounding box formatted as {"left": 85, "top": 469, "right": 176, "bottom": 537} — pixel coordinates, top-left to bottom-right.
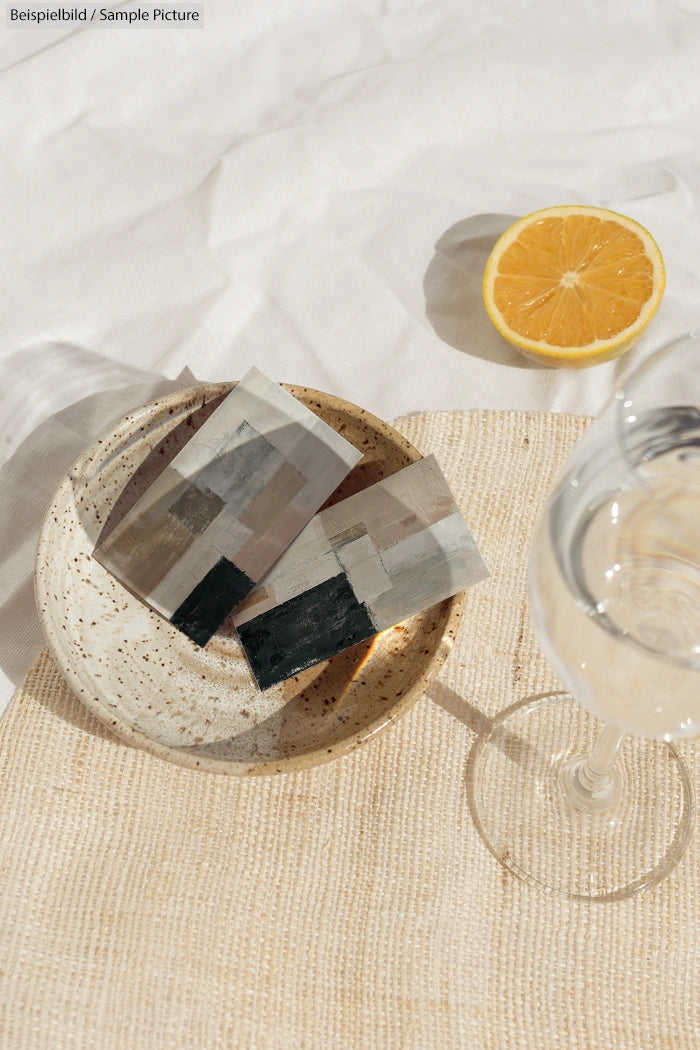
{"left": 1, "top": 410, "right": 699, "bottom": 1049}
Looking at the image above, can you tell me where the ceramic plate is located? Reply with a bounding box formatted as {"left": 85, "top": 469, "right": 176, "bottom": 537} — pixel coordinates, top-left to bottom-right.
{"left": 35, "top": 383, "right": 464, "bottom": 774}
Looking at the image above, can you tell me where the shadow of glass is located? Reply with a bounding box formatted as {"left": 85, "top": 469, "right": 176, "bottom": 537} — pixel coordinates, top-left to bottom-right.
{"left": 0, "top": 368, "right": 196, "bottom": 693}
{"left": 423, "top": 212, "right": 539, "bottom": 368}
{"left": 427, "top": 681, "right": 551, "bottom": 768}
{"left": 93, "top": 390, "right": 228, "bottom": 549}
{"left": 428, "top": 682, "right": 571, "bottom": 858}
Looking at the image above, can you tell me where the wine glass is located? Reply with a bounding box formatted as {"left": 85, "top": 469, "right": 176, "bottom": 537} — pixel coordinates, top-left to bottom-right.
{"left": 469, "top": 334, "right": 700, "bottom": 901}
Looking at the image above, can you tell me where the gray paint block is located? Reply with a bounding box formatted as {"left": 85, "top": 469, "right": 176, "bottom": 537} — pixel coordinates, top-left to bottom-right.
{"left": 94, "top": 369, "right": 363, "bottom": 642}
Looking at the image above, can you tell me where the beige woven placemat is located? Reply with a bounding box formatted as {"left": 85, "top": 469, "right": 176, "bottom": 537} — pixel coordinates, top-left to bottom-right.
{"left": 1, "top": 410, "right": 699, "bottom": 1050}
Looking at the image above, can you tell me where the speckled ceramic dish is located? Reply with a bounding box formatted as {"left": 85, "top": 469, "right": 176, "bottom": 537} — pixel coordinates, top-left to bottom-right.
{"left": 35, "top": 383, "right": 465, "bottom": 775}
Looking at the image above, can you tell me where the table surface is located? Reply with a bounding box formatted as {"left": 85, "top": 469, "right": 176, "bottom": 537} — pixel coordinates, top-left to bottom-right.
{"left": 7, "top": 408, "right": 700, "bottom": 1050}
{"left": 2, "top": 0, "right": 700, "bottom": 717}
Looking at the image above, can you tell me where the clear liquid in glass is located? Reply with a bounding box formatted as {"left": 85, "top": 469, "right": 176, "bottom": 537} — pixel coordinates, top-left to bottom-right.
{"left": 530, "top": 407, "right": 700, "bottom": 740}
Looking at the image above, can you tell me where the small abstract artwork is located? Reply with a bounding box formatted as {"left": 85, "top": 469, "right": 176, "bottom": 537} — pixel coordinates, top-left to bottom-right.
{"left": 233, "top": 455, "right": 489, "bottom": 689}
{"left": 93, "top": 368, "right": 363, "bottom": 645}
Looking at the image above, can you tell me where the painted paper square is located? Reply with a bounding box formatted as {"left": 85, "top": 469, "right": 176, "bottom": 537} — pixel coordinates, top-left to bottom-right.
{"left": 93, "top": 368, "right": 363, "bottom": 645}
{"left": 234, "top": 455, "right": 489, "bottom": 689}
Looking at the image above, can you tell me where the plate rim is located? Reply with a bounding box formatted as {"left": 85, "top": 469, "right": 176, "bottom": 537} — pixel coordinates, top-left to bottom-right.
{"left": 35, "top": 381, "right": 465, "bottom": 775}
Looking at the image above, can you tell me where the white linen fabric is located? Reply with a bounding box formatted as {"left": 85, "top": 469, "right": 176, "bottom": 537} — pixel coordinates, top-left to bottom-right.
{"left": 2, "top": 0, "right": 700, "bottom": 714}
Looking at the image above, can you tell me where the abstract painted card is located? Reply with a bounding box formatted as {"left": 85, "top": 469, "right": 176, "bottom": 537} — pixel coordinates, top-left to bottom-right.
{"left": 93, "top": 368, "right": 363, "bottom": 645}
{"left": 233, "top": 455, "right": 489, "bottom": 689}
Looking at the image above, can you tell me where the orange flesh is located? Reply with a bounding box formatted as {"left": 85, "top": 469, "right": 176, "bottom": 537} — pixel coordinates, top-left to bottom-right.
{"left": 491, "top": 216, "right": 655, "bottom": 347}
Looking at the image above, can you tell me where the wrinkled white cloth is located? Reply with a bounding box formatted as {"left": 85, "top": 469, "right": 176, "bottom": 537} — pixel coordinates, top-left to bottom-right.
{"left": 2, "top": 0, "right": 700, "bottom": 715}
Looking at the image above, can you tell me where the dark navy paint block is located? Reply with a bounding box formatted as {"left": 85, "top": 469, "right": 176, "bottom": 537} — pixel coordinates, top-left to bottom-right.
{"left": 236, "top": 573, "right": 376, "bottom": 690}
{"left": 170, "top": 556, "right": 254, "bottom": 647}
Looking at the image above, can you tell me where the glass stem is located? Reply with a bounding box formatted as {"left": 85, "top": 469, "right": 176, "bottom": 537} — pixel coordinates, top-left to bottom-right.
{"left": 561, "top": 723, "right": 626, "bottom": 813}
{"left": 576, "top": 724, "right": 626, "bottom": 795}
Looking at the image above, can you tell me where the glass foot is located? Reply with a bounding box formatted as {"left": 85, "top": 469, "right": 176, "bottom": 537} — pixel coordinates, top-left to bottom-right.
{"left": 467, "top": 693, "right": 695, "bottom": 901}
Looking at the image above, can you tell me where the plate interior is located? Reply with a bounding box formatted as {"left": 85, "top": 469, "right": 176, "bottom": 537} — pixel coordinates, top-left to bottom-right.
{"left": 36, "top": 383, "right": 463, "bottom": 774}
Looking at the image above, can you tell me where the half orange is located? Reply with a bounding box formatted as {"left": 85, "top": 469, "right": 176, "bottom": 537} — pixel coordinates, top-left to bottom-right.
{"left": 482, "top": 205, "right": 666, "bottom": 367}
